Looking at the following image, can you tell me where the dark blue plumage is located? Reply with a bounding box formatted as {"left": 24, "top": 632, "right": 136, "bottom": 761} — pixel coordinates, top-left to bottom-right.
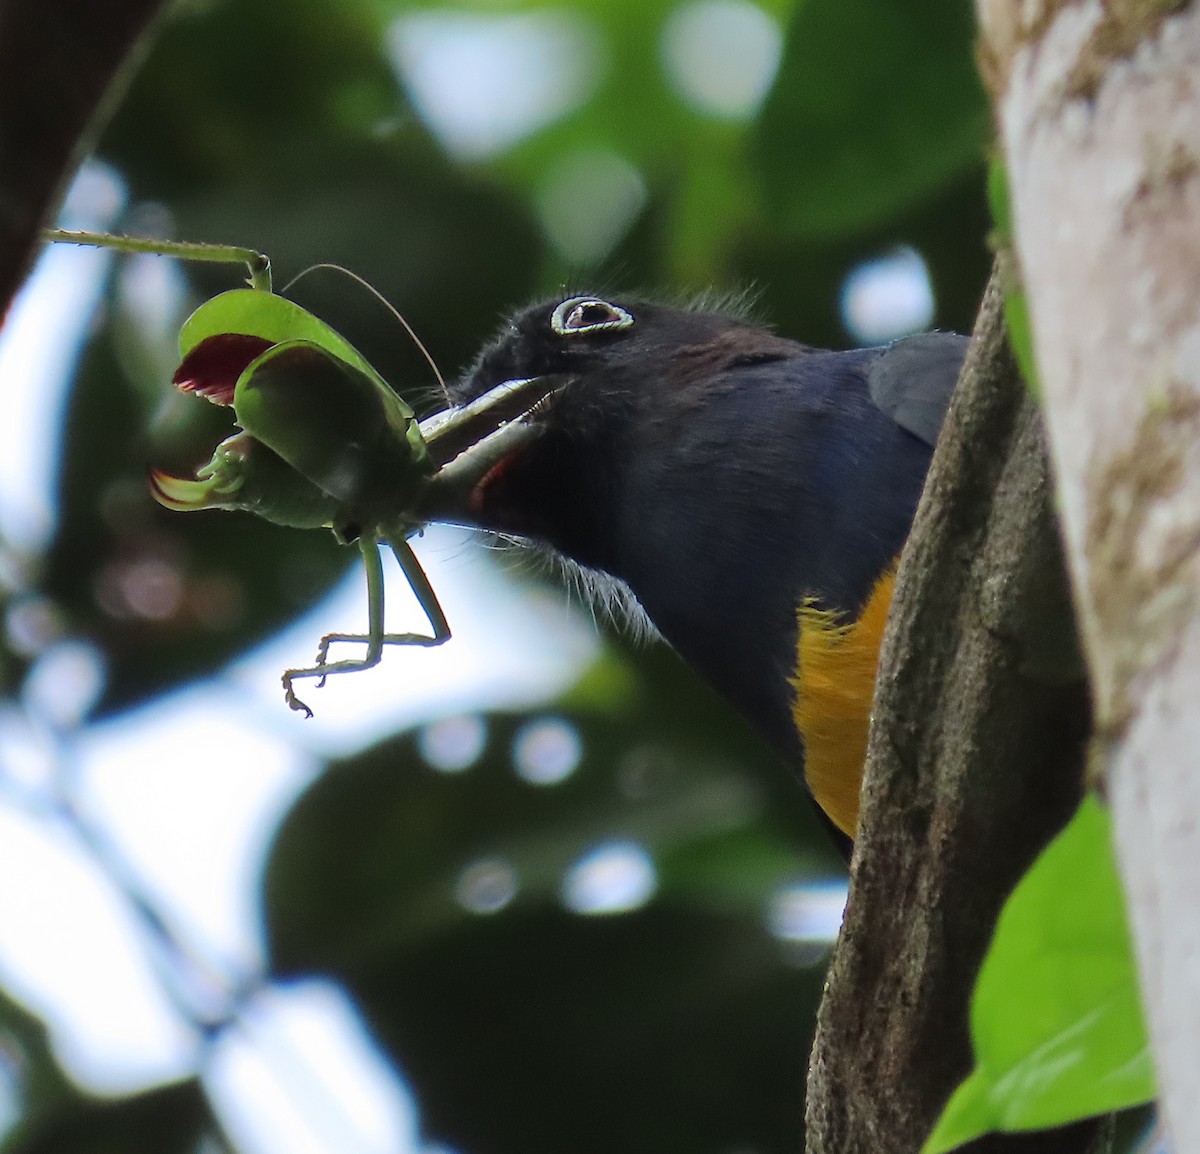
{"left": 452, "top": 294, "right": 966, "bottom": 814}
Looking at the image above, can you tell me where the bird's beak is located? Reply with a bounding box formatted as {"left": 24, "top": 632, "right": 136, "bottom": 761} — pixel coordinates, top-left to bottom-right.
{"left": 413, "top": 374, "right": 565, "bottom": 525}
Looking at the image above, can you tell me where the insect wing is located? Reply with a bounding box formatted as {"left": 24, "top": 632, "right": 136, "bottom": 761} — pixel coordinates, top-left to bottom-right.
{"left": 180, "top": 289, "right": 384, "bottom": 387}
{"left": 233, "top": 340, "right": 433, "bottom": 519}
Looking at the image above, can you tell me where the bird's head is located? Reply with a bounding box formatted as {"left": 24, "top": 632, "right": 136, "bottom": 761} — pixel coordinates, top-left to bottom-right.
{"left": 442, "top": 292, "right": 798, "bottom": 571}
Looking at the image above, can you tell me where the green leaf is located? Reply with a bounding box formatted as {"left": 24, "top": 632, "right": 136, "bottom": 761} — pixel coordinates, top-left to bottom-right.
{"left": 987, "top": 154, "right": 1042, "bottom": 396}
{"left": 987, "top": 153, "right": 1013, "bottom": 243}
{"left": 1001, "top": 282, "right": 1040, "bottom": 398}
{"left": 923, "top": 796, "right": 1156, "bottom": 1154}
{"left": 755, "top": 0, "right": 989, "bottom": 238}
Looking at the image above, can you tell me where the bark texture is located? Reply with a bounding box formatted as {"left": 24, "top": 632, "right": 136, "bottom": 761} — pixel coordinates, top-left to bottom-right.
{"left": 979, "top": 2, "right": 1200, "bottom": 1146}
{"left": 0, "top": 0, "right": 166, "bottom": 313}
{"left": 805, "top": 275, "right": 1094, "bottom": 1154}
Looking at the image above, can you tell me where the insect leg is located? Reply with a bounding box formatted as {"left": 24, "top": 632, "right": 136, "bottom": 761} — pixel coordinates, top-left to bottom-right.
{"left": 388, "top": 537, "right": 451, "bottom": 645}
{"left": 283, "top": 536, "right": 387, "bottom": 716}
{"left": 42, "top": 229, "right": 272, "bottom": 291}
{"left": 313, "top": 538, "right": 450, "bottom": 673}
{"left": 282, "top": 537, "right": 450, "bottom": 716}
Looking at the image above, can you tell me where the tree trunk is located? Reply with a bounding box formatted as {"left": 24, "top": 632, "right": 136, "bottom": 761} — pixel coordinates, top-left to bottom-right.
{"left": 805, "top": 275, "right": 1095, "bottom": 1154}
{"left": 978, "top": 1, "right": 1200, "bottom": 1147}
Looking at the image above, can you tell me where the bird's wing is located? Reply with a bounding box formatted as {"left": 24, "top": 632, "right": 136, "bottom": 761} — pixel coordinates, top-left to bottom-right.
{"left": 866, "top": 332, "right": 969, "bottom": 448}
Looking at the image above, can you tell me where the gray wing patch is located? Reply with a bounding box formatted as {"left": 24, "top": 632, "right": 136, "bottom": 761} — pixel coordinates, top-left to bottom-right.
{"left": 867, "top": 332, "right": 969, "bottom": 447}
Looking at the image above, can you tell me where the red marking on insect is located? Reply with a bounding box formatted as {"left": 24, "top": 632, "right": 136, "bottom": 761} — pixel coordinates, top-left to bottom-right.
{"left": 173, "top": 333, "right": 273, "bottom": 405}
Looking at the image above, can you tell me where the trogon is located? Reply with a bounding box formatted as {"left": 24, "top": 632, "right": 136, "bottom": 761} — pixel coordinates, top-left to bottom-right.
{"left": 434, "top": 294, "right": 968, "bottom": 846}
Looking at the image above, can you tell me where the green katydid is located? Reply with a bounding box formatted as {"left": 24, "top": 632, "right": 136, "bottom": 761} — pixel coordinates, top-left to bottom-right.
{"left": 44, "top": 229, "right": 557, "bottom": 715}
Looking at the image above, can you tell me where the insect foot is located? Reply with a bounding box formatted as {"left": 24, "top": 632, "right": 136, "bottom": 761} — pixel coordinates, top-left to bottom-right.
{"left": 282, "top": 668, "right": 317, "bottom": 719}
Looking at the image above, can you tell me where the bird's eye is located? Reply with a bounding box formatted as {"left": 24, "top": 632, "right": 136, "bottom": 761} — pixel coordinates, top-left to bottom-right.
{"left": 550, "top": 297, "right": 634, "bottom": 336}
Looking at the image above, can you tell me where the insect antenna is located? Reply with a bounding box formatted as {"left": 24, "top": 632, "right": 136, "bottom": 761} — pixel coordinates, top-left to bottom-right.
{"left": 281, "top": 262, "right": 449, "bottom": 405}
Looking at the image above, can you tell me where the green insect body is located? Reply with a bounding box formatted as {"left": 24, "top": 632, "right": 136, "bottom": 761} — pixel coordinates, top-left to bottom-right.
{"left": 45, "top": 229, "right": 554, "bottom": 716}
{"left": 168, "top": 289, "right": 434, "bottom": 528}
{"left": 162, "top": 286, "right": 449, "bottom": 713}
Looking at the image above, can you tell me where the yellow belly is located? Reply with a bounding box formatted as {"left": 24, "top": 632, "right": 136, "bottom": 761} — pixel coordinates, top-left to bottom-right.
{"left": 791, "top": 569, "right": 896, "bottom": 838}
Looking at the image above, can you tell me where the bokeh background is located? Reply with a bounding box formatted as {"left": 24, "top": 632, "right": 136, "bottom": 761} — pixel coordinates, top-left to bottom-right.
{"left": 0, "top": 0, "right": 992, "bottom": 1150}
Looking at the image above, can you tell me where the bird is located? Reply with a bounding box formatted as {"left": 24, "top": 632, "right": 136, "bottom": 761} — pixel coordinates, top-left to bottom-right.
{"left": 434, "top": 293, "right": 968, "bottom": 847}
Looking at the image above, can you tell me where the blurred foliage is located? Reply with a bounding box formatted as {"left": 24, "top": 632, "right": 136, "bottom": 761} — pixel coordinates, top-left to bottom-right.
{"left": 754, "top": 0, "right": 988, "bottom": 238}
{"left": 5, "top": 1079, "right": 223, "bottom": 1154}
{"left": 0, "top": 988, "right": 223, "bottom": 1154}
{"left": 2, "top": 0, "right": 998, "bottom": 1150}
{"left": 267, "top": 644, "right": 833, "bottom": 1152}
